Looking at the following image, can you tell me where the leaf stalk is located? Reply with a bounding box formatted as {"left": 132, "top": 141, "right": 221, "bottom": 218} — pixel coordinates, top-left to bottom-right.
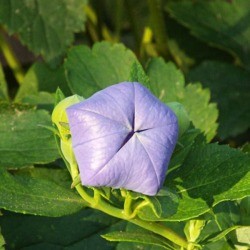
{"left": 75, "top": 183, "right": 188, "bottom": 249}
{"left": 147, "top": 0, "right": 169, "bottom": 58}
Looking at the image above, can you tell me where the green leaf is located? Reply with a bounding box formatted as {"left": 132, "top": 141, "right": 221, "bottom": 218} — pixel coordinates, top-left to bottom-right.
{"left": 165, "top": 142, "right": 250, "bottom": 221}
{"left": 166, "top": 0, "right": 250, "bottom": 69}
{"left": 197, "top": 217, "right": 230, "bottom": 249}
{"left": 0, "top": 103, "right": 59, "bottom": 168}
{"left": 0, "top": 209, "right": 125, "bottom": 249}
{"left": 202, "top": 225, "right": 241, "bottom": 244}
{"left": 0, "top": 0, "right": 87, "bottom": 61}
{"left": 15, "top": 167, "right": 72, "bottom": 188}
{"left": 180, "top": 83, "right": 218, "bottom": 142}
{"left": 147, "top": 58, "right": 218, "bottom": 141}
{"left": 12, "top": 62, "right": 71, "bottom": 112}
{"left": 103, "top": 232, "right": 173, "bottom": 250}
{"left": 19, "top": 92, "right": 55, "bottom": 112}
{"left": 65, "top": 42, "right": 138, "bottom": 97}
{"left": 15, "top": 62, "right": 71, "bottom": 102}
{"left": 0, "top": 168, "right": 85, "bottom": 216}
{"left": 242, "top": 143, "right": 250, "bottom": 154}
{"left": 203, "top": 239, "right": 234, "bottom": 250}
{"left": 168, "top": 129, "right": 203, "bottom": 172}
{"left": 188, "top": 61, "right": 250, "bottom": 139}
{"left": 0, "top": 64, "right": 8, "bottom": 101}
{"left": 195, "top": 201, "right": 243, "bottom": 246}
{"left": 212, "top": 201, "right": 241, "bottom": 230}
{"left": 240, "top": 197, "right": 250, "bottom": 225}
{"left": 129, "top": 61, "right": 150, "bottom": 88}
{"left": 116, "top": 222, "right": 176, "bottom": 250}
{"left": 147, "top": 58, "right": 184, "bottom": 102}
{"left": 167, "top": 102, "right": 190, "bottom": 138}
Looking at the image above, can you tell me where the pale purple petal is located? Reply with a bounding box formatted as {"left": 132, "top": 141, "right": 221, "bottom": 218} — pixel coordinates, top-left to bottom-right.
{"left": 66, "top": 82, "right": 178, "bottom": 195}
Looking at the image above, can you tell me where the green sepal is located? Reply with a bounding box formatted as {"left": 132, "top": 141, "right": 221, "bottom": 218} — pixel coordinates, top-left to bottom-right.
{"left": 71, "top": 174, "right": 81, "bottom": 189}
{"left": 127, "top": 191, "right": 161, "bottom": 219}
{"left": 134, "top": 188, "right": 179, "bottom": 221}
{"left": 37, "top": 124, "right": 60, "bottom": 137}
{"left": 52, "top": 94, "right": 84, "bottom": 141}
{"left": 90, "top": 187, "right": 112, "bottom": 201}
{"left": 184, "top": 219, "right": 206, "bottom": 244}
{"left": 59, "top": 122, "right": 70, "bottom": 131}
{"left": 60, "top": 139, "right": 75, "bottom": 164}
{"left": 55, "top": 88, "right": 65, "bottom": 106}
{"left": 52, "top": 94, "right": 84, "bottom": 177}
{"left": 119, "top": 188, "right": 179, "bottom": 221}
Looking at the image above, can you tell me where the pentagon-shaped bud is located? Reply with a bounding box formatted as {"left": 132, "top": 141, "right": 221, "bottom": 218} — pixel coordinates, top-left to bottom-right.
{"left": 66, "top": 82, "right": 178, "bottom": 195}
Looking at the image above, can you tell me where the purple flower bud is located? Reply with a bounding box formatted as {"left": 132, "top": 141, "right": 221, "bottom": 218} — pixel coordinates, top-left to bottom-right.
{"left": 66, "top": 82, "right": 178, "bottom": 195}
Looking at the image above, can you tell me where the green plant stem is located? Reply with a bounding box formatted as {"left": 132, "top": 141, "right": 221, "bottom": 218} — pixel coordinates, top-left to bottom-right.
{"left": 84, "top": 5, "right": 100, "bottom": 42}
{"left": 75, "top": 184, "right": 188, "bottom": 249}
{"left": 132, "top": 219, "right": 188, "bottom": 249}
{"left": 114, "top": 0, "right": 124, "bottom": 41}
{"left": 0, "top": 31, "right": 24, "bottom": 85}
{"left": 124, "top": 193, "right": 133, "bottom": 217}
{"left": 125, "top": 0, "right": 142, "bottom": 53}
{"left": 85, "top": 4, "right": 115, "bottom": 43}
{"left": 147, "top": 0, "right": 169, "bottom": 58}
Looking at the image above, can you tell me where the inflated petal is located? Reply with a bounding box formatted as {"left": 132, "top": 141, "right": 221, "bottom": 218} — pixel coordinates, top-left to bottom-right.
{"left": 66, "top": 82, "right": 178, "bottom": 195}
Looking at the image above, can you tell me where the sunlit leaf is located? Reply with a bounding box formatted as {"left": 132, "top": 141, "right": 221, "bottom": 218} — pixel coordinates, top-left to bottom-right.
{"left": 0, "top": 103, "right": 59, "bottom": 168}
{"left": 147, "top": 58, "right": 218, "bottom": 141}
{"left": 0, "top": 0, "right": 87, "bottom": 61}
{"left": 65, "top": 42, "right": 138, "bottom": 97}
{"left": 188, "top": 61, "right": 250, "bottom": 139}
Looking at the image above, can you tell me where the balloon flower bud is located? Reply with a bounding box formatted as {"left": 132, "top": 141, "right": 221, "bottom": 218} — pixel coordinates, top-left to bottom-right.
{"left": 66, "top": 82, "right": 178, "bottom": 195}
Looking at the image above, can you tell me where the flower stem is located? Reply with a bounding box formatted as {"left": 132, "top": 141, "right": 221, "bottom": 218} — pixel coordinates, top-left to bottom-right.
{"left": 132, "top": 219, "right": 188, "bottom": 249}
{"left": 75, "top": 184, "right": 188, "bottom": 249}
{"left": 125, "top": 0, "right": 142, "bottom": 53}
{"left": 113, "top": 0, "right": 124, "bottom": 41}
{"left": 0, "top": 30, "right": 24, "bottom": 85}
{"left": 147, "top": 0, "right": 169, "bottom": 58}
{"left": 124, "top": 193, "right": 133, "bottom": 217}
{"left": 84, "top": 4, "right": 115, "bottom": 43}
